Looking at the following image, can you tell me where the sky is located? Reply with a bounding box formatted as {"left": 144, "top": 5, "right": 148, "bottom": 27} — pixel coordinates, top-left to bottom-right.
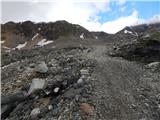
{"left": 1, "top": 0, "right": 160, "bottom": 33}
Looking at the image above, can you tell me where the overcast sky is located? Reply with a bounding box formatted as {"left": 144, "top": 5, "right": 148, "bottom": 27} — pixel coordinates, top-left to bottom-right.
{"left": 1, "top": 0, "right": 160, "bottom": 33}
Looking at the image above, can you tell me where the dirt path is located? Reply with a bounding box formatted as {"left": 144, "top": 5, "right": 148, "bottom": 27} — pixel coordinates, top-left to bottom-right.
{"left": 82, "top": 45, "right": 159, "bottom": 120}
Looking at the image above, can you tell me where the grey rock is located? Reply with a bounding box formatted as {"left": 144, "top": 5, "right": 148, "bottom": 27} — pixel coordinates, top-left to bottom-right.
{"left": 77, "top": 78, "right": 83, "bottom": 84}
{"left": 49, "top": 59, "right": 59, "bottom": 67}
{"left": 48, "top": 105, "right": 53, "bottom": 110}
{"left": 80, "top": 69, "right": 89, "bottom": 75}
{"left": 35, "top": 61, "right": 48, "bottom": 73}
{"left": 28, "top": 78, "right": 47, "bottom": 95}
{"left": 1, "top": 91, "right": 25, "bottom": 105}
{"left": 52, "top": 107, "right": 59, "bottom": 116}
{"left": 31, "top": 108, "right": 40, "bottom": 116}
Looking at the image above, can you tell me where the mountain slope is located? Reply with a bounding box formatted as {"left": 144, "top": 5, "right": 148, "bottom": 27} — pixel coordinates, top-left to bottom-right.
{"left": 1, "top": 21, "right": 160, "bottom": 120}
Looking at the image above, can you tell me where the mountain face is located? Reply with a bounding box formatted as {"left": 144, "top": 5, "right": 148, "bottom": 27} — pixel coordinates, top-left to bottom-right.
{"left": 1, "top": 20, "right": 94, "bottom": 51}
{"left": 1, "top": 21, "right": 160, "bottom": 120}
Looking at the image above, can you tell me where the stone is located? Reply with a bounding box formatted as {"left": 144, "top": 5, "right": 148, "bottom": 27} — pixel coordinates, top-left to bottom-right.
{"left": 31, "top": 108, "right": 40, "bottom": 116}
{"left": 77, "top": 78, "right": 83, "bottom": 84}
{"left": 80, "top": 69, "right": 89, "bottom": 75}
{"left": 35, "top": 61, "right": 48, "bottom": 73}
{"left": 49, "top": 59, "right": 59, "bottom": 67}
{"left": 28, "top": 78, "right": 46, "bottom": 95}
{"left": 54, "top": 87, "right": 60, "bottom": 93}
{"left": 80, "top": 103, "right": 94, "bottom": 115}
{"left": 48, "top": 105, "right": 53, "bottom": 110}
{"left": 39, "top": 97, "right": 50, "bottom": 106}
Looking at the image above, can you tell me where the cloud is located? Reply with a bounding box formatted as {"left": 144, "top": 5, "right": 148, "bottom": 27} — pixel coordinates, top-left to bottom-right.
{"left": 81, "top": 10, "right": 144, "bottom": 34}
{"left": 147, "top": 15, "right": 160, "bottom": 24}
{"left": 46, "top": 0, "right": 111, "bottom": 24}
{"left": 1, "top": 0, "right": 160, "bottom": 34}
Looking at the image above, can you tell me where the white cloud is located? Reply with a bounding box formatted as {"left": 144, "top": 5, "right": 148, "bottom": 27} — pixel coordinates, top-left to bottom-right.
{"left": 100, "top": 10, "right": 144, "bottom": 33}
{"left": 46, "top": 0, "right": 110, "bottom": 24}
{"left": 1, "top": 0, "right": 160, "bottom": 34}
{"left": 147, "top": 15, "right": 160, "bottom": 24}
{"left": 78, "top": 10, "right": 144, "bottom": 34}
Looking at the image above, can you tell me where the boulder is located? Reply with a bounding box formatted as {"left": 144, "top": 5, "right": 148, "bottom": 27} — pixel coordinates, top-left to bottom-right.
{"left": 28, "top": 78, "right": 47, "bottom": 95}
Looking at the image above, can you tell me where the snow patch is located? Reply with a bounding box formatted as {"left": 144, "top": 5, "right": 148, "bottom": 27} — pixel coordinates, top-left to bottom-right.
{"left": 80, "top": 33, "right": 84, "bottom": 39}
{"left": 32, "top": 33, "right": 39, "bottom": 40}
{"left": 37, "top": 39, "right": 53, "bottom": 46}
{"left": 124, "top": 30, "right": 138, "bottom": 36}
{"left": 16, "top": 42, "right": 27, "bottom": 49}
{"left": 124, "top": 30, "right": 132, "bottom": 34}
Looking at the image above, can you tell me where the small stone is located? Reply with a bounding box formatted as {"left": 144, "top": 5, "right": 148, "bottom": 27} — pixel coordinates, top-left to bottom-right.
{"left": 16, "top": 80, "right": 21, "bottom": 83}
{"left": 54, "top": 87, "right": 60, "bottom": 93}
{"left": 48, "top": 105, "right": 53, "bottom": 110}
{"left": 75, "top": 95, "right": 80, "bottom": 101}
{"left": 29, "top": 63, "right": 36, "bottom": 68}
{"left": 49, "top": 59, "right": 59, "bottom": 67}
{"left": 80, "top": 103, "right": 94, "bottom": 115}
{"left": 35, "top": 61, "right": 48, "bottom": 73}
{"left": 31, "top": 108, "right": 40, "bottom": 116}
{"left": 80, "top": 69, "right": 89, "bottom": 75}
{"left": 77, "top": 78, "right": 83, "bottom": 84}
{"left": 39, "top": 97, "right": 50, "bottom": 106}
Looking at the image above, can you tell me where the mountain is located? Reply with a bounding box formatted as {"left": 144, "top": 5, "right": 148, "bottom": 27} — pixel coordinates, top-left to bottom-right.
{"left": 1, "top": 20, "right": 94, "bottom": 51}
{"left": 1, "top": 21, "right": 160, "bottom": 120}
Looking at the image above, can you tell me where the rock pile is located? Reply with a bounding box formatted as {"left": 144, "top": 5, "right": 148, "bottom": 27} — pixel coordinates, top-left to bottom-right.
{"left": 1, "top": 47, "right": 96, "bottom": 120}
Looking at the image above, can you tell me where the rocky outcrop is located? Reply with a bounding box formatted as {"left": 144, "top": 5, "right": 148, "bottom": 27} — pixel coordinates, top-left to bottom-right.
{"left": 110, "top": 32, "right": 160, "bottom": 63}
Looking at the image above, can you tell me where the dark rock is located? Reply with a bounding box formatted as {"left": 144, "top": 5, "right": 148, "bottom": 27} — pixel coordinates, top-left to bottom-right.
{"left": 63, "top": 88, "right": 83, "bottom": 99}
{"left": 1, "top": 91, "right": 26, "bottom": 105}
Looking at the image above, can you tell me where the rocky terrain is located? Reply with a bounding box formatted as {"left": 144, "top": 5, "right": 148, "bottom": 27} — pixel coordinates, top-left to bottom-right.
{"left": 1, "top": 21, "right": 160, "bottom": 120}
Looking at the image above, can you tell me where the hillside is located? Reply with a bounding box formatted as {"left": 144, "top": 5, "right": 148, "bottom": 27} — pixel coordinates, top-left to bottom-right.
{"left": 1, "top": 21, "right": 160, "bottom": 120}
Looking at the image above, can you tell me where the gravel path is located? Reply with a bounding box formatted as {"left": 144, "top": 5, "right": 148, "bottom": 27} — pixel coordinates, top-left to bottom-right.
{"left": 83, "top": 45, "right": 160, "bottom": 120}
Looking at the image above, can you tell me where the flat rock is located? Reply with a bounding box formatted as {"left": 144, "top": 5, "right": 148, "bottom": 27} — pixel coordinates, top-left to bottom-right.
{"left": 28, "top": 78, "right": 47, "bottom": 95}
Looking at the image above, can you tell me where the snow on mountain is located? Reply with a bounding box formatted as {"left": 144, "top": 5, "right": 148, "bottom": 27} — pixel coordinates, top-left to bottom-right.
{"left": 15, "top": 42, "right": 27, "bottom": 49}
{"left": 36, "top": 39, "right": 53, "bottom": 46}
{"left": 80, "top": 33, "right": 84, "bottom": 39}
{"left": 32, "top": 33, "right": 39, "bottom": 41}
